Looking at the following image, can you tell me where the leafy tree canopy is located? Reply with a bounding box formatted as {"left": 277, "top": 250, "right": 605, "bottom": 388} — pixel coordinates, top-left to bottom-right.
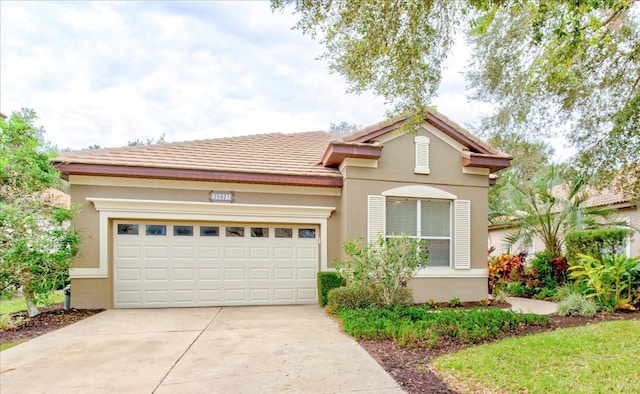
{"left": 1, "top": 109, "right": 80, "bottom": 316}
{"left": 329, "top": 121, "right": 361, "bottom": 135}
{"left": 272, "top": 0, "right": 639, "bottom": 196}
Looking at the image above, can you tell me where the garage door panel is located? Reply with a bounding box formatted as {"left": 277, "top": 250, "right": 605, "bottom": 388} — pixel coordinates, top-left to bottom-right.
{"left": 249, "top": 247, "right": 271, "bottom": 259}
{"left": 250, "top": 288, "right": 270, "bottom": 301}
{"left": 199, "top": 268, "right": 221, "bottom": 280}
{"left": 224, "top": 268, "right": 246, "bottom": 280}
{"left": 116, "top": 291, "right": 141, "bottom": 305}
{"left": 115, "top": 245, "right": 141, "bottom": 259}
{"left": 273, "top": 288, "right": 294, "bottom": 300}
{"left": 145, "top": 246, "right": 169, "bottom": 259}
{"left": 200, "top": 289, "right": 221, "bottom": 302}
{"left": 173, "top": 268, "right": 195, "bottom": 281}
{"left": 273, "top": 247, "right": 294, "bottom": 259}
{"left": 145, "top": 268, "right": 169, "bottom": 281}
{"left": 249, "top": 268, "right": 271, "bottom": 280}
{"left": 274, "top": 268, "right": 293, "bottom": 280}
{"left": 173, "top": 246, "right": 196, "bottom": 259}
{"left": 224, "top": 289, "right": 246, "bottom": 302}
{"left": 145, "top": 290, "right": 170, "bottom": 304}
{"left": 224, "top": 247, "right": 246, "bottom": 259}
{"left": 114, "top": 221, "right": 318, "bottom": 308}
{"left": 116, "top": 268, "right": 141, "bottom": 281}
{"left": 298, "top": 288, "right": 316, "bottom": 301}
{"left": 297, "top": 268, "right": 316, "bottom": 280}
{"left": 199, "top": 246, "right": 221, "bottom": 259}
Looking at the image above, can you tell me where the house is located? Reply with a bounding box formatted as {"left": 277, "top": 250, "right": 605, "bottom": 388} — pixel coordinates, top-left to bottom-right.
{"left": 52, "top": 109, "right": 512, "bottom": 309}
{"left": 488, "top": 190, "right": 640, "bottom": 257}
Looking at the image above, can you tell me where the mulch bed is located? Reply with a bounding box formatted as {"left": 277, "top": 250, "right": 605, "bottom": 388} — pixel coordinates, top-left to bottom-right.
{"left": 1, "top": 304, "right": 104, "bottom": 344}
{"left": 359, "top": 310, "right": 640, "bottom": 394}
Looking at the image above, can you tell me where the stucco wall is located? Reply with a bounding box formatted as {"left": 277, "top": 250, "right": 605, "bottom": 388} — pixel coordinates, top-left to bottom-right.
{"left": 69, "top": 180, "right": 341, "bottom": 308}
{"left": 337, "top": 127, "right": 492, "bottom": 301}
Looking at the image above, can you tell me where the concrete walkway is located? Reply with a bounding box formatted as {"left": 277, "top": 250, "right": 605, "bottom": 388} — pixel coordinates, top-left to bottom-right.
{"left": 507, "top": 297, "right": 559, "bottom": 315}
{"left": 0, "top": 306, "right": 404, "bottom": 394}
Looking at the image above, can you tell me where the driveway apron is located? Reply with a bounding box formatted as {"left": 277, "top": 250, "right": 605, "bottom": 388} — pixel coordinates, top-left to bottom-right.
{"left": 0, "top": 305, "right": 403, "bottom": 393}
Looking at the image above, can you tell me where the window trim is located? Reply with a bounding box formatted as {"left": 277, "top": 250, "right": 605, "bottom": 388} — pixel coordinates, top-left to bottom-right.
{"left": 385, "top": 197, "right": 452, "bottom": 268}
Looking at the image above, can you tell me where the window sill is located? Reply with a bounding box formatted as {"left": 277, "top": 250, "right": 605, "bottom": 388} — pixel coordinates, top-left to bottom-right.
{"left": 415, "top": 268, "right": 488, "bottom": 278}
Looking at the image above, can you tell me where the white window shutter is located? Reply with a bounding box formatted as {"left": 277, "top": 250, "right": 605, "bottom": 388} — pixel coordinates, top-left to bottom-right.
{"left": 367, "top": 195, "right": 385, "bottom": 244}
{"left": 454, "top": 199, "right": 471, "bottom": 269}
{"left": 414, "top": 136, "right": 430, "bottom": 174}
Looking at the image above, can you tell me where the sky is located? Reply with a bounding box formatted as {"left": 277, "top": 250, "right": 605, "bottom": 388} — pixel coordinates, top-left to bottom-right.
{"left": 2, "top": 1, "right": 502, "bottom": 151}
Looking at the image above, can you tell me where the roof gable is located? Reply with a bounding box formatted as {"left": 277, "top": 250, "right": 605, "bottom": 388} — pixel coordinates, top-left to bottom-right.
{"left": 343, "top": 108, "right": 512, "bottom": 173}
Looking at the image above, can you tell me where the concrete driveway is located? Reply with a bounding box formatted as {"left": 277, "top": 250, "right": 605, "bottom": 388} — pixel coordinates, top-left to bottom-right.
{"left": 0, "top": 305, "right": 404, "bottom": 393}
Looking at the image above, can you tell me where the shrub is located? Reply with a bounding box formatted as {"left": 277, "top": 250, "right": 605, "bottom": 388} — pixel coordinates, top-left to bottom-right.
{"left": 558, "top": 293, "right": 598, "bottom": 317}
{"left": 505, "top": 282, "right": 533, "bottom": 297}
{"left": 569, "top": 254, "right": 640, "bottom": 311}
{"left": 529, "top": 252, "right": 567, "bottom": 290}
{"left": 488, "top": 253, "right": 524, "bottom": 294}
{"left": 335, "top": 235, "right": 427, "bottom": 306}
{"left": 448, "top": 297, "right": 462, "bottom": 307}
{"left": 317, "top": 271, "right": 343, "bottom": 307}
{"left": 326, "top": 285, "right": 377, "bottom": 312}
{"left": 566, "top": 228, "right": 633, "bottom": 266}
{"left": 534, "top": 287, "right": 557, "bottom": 300}
{"left": 336, "top": 306, "right": 549, "bottom": 348}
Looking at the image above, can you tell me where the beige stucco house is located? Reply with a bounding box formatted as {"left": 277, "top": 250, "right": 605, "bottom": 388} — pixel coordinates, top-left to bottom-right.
{"left": 53, "top": 110, "right": 511, "bottom": 309}
{"left": 488, "top": 191, "right": 640, "bottom": 258}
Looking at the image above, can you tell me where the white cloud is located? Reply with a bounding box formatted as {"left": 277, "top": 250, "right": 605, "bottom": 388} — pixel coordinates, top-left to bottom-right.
{"left": 0, "top": 1, "right": 491, "bottom": 151}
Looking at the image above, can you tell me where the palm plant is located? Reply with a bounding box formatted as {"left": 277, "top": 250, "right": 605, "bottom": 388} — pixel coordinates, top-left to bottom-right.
{"left": 493, "top": 165, "right": 621, "bottom": 255}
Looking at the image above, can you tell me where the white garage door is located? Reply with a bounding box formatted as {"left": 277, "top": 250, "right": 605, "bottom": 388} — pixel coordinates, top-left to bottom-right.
{"left": 113, "top": 221, "right": 319, "bottom": 308}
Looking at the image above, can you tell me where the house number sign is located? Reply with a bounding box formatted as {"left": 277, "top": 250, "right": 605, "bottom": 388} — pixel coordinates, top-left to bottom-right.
{"left": 209, "top": 191, "right": 234, "bottom": 203}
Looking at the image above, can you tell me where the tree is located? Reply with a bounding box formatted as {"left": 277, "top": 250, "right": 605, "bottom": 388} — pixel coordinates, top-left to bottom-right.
{"left": 0, "top": 109, "right": 80, "bottom": 317}
{"left": 468, "top": 1, "right": 640, "bottom": 199}
{"left": 272, "top": 0, "right": 640, "bottom": 196}
{"left": 493, "top": 165, "right": 622, "bottom": 256}
{"left": 127, "top": 133, "right": 166, "bottom": 146}
{"left": 329, "top": 121, "right": 361, "bottom": 135}
{"left": 488, "top": 133, "right": 554, "bottom": 224}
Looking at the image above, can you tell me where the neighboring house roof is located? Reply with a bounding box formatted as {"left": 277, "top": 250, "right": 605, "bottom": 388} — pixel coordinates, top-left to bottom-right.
{"left": 53, "top": 109, "right": 510, "bottom": 187}
{"left": 488, "top": 189, "right": 636, "bottom": 230}
{"left": 583, "top": 190, "right": 630, "bottom": 208}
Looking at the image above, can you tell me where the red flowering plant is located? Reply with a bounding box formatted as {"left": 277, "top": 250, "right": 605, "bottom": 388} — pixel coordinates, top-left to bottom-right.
{"left": 488, "top": 253, "right": 524, "bottom": 294}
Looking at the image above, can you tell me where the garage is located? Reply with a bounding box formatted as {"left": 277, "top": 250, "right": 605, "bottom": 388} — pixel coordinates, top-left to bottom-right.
{"left": 113, "top": 220, "right": 319, "bottom": 308}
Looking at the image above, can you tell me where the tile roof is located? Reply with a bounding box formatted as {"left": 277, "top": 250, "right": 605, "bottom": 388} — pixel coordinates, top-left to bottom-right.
{"left": 54, "top": 131, "right": 343, "bottom": 179}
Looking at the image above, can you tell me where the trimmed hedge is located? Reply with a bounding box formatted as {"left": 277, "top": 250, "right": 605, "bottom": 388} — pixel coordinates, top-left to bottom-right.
{"left": 317, "top": 271, "right": 343, "bottom": 306}
{"left": 327, "top": 285, "right": 377, "bottom": 311}
{"left": 565, "top": 228, "right": 632, "bottom": 266}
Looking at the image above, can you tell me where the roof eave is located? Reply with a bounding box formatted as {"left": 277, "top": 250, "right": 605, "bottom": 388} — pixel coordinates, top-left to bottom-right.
{"left": 321, "top": 143, "right": 383, "bottom": 167}
{"left": 462, "top": 153, "right": 512, "bottom": 173}
{"left": 53, "top": 163, "right": 343, "bottom": 188}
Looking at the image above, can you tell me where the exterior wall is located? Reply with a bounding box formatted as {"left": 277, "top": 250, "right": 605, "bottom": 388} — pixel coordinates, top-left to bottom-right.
{"left": 618, "top": 205, "right": 639, "bottom": 257}
{"left": 410, "top": 278, "right": 488, "bottom": 303}
{"left": 338, "top": 126, "right": 492, "bottom": 301}
{"left": 488, "top": 226, "right": 545, "bottom": 257}
{"left": 68, "top": 178, "right": 341, "bottom": 309}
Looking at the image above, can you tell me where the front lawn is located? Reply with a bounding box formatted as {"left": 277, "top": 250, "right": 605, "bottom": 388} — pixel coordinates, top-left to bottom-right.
{"left": 0, "top": 291, "right": 65, "bottom": 315}
{"left": 433, "top": 319, "right": 640, "bottom": 393}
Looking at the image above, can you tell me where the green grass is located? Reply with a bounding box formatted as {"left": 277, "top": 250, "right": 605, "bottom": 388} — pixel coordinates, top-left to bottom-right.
{"left": 335, "top": 306, "right": 548, "bottom": 348}
{"left": 0, "top": 291, "right": 65, "bottom": 315}
{"left": 0, "top": 340, "right": 26, "bottom": 351}
{"left": 434, "top": 320, "right": 640, "bottom": 393}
